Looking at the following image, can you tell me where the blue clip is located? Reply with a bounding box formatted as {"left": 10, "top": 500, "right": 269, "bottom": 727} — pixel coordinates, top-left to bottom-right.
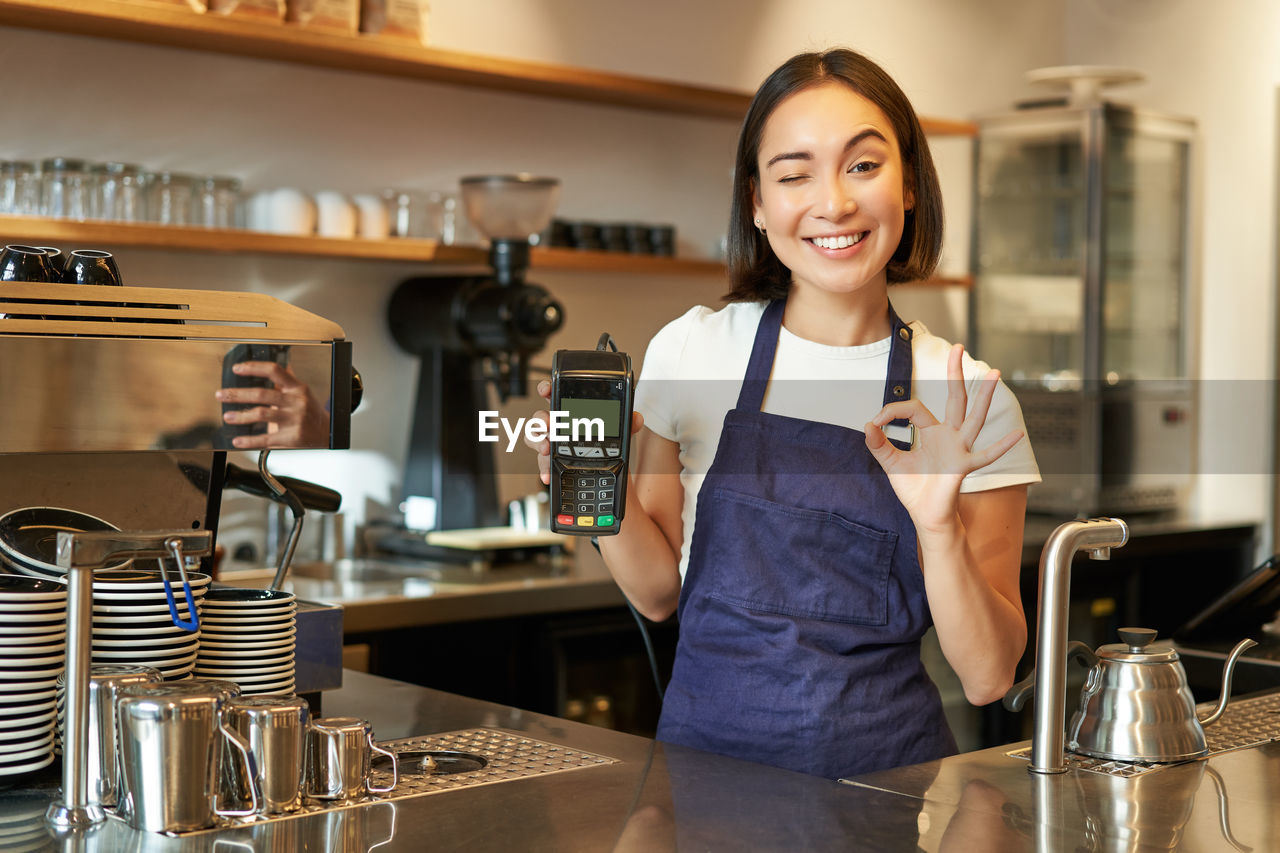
{"left": 161, "top": 537, "right": 200, "bottom": 633}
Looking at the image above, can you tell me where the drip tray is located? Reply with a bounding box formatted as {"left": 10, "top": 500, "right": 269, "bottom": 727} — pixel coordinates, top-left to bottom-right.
{"left": 114, "top": 728, "right": 618, "bottom": 838}
{"left": 1009, "top": 691, "right": 1280, "bottom": 777}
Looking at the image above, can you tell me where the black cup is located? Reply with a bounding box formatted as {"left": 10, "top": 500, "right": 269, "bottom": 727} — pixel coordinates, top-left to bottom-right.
{"left": 0, "top": 244, "right": 55, "bottom": 283}
{"left": 648, "top": 224, "right": 676, "bottom": 257}
{"left": 61, "top": 250, "right": 122, "bottom": 286}
{"left": 35, "top": 247, "right": 66, "bottom": 278}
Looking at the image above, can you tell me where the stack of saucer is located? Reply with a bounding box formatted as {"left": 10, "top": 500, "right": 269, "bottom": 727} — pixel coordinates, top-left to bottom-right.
{"left": 92, "top": 570, "right": 211, "bottom": 680}
{"left": 0, "top": 574, "right": 67, "bottom": 777}
{"left": 195, "top": 588, "right": 297, "bottom": 696}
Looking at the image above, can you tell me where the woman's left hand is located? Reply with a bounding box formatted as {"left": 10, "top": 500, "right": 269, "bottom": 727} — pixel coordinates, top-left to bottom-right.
{"left": 864, "top": 343, "right": 1023, "bottom": 536}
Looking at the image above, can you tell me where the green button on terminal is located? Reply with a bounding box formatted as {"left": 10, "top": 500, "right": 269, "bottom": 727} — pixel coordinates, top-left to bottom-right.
{"left": 597, "top": 515, "right": 615, "bottom": 527}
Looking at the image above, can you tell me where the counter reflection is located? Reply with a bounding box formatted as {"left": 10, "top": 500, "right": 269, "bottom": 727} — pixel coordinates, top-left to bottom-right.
{"left": 919, "top": 754, "right": 1258, "bottom": 852}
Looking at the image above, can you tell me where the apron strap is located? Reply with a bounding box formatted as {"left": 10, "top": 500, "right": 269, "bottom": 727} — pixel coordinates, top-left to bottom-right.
{"left": 735, "top": 298, "right": 786, "bottom": 412}
{"left": 883, "top": 310, "right": 915, "bottom": 451}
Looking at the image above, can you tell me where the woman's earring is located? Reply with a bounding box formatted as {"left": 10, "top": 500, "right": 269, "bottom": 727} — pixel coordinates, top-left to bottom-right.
{"left": 755, "top": 219, "right": 766, "bottom": 234}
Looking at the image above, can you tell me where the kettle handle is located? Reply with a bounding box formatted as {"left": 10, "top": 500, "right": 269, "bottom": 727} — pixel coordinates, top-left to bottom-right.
{"left": 1002, "top": 640, "right": 1098, "bottom": 712}
{"left": 1198, "top": 637, "right": 1259, "bottom": 728}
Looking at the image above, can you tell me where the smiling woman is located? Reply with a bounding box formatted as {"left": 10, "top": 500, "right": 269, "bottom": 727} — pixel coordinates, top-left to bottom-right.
{"left": 525, "top": 48, "right": 1041, "bottom": 781}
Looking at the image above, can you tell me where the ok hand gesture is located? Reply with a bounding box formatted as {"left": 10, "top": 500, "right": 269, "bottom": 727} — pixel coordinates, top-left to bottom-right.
{"left": 864, "top": 344, "right": 1023, "bottom": 536}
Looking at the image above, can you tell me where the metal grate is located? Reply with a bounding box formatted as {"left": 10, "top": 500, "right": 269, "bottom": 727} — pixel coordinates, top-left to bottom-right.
{"left": 365, "top": 728, "right": 619, "bottom": 796}
{"left": 1008, "top": 691, "right": 1280, "bottom": 777}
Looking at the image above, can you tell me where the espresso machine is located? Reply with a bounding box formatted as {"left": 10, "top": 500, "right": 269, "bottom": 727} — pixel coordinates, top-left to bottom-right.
{"left": 0, "top": 276, "right": 357, "bottom": 826}
{"left": 385, "top": 175, "right": 565, "bottom": 541}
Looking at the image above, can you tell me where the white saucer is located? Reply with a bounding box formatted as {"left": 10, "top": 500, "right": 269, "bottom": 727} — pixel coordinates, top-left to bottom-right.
{"left": 0, "top": 751, "right": 55, "bottom": 776}
{"left": 93, "top": 648, "right": 198, "bottom": 665}
{"left": 0, "top": 711, "right": 54, "bottom": 731}
{"left": 201, "top": 589, "right": 295, "bottom": 607}
{"left": 193, "top": 659, "right": 294, "bottom": 675}
{"left": 0, "top": 700, "right": 55, "bottom": 717}
{"left": 0, "top": 688, "right": 57, "bottom": 704}
{"left": 0, "top": 632, "right": 65, "bottom": 646}
{"left": 0, "top": 612, "right": 69, "bottom": 625}
{"left": 0, "top": 622, "right": 70, "bottom": 636}
{"left": 0, "top": 678, "right": 58, "bottom": 693}
{"left": 198, "top": 635, "right": 297, "bottom": 651}
{"left": 0, "top": 737, "right": 53, "bottom": 758}
{"left": 0, "top": 723, "right": 53, "bottom": 743}
{"left": 0, "top": 600, "right": 65, "bottom": 613}
{"left": 240, "top": 680, "right": 296, "bottom": 695}
{"left": 0, "top": 651, "right": 62, "bottom": 666}
{"left": 92, "top": 634, "right": 200, "bottom": 649}
{"left": 201, "top": 605, "right": 296, "bottom": 620}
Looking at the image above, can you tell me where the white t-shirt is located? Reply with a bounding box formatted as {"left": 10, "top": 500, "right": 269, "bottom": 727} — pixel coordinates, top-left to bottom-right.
{"left": 635, "top": 301, "right": 1041, "bottom": 579}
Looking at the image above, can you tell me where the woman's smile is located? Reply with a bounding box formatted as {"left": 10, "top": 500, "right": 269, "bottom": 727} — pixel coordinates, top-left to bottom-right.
{"left": 806, "top": 230, "right": 868, "bottom": 252}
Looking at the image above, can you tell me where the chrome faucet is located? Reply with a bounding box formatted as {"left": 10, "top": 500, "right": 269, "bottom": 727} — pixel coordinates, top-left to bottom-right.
{"left": 1028, "top": 517, "right": 1129, "bottom": 774}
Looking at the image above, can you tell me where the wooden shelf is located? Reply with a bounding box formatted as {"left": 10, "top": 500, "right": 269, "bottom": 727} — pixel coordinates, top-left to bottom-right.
{"left": 0, "top": 216, "right": 970, "bottom": 285}
{"left": 0, "top": 214, "right": 726, "bottom": 273}
{"left": 0, "top": 215, "right": 479, "bottom": 263}
{"left": 0, "top": 0, "right": 976, "bottom": 132}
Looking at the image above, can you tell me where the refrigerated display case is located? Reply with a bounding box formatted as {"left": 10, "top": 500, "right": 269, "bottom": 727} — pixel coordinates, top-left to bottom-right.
{"left": 971, "top": 103, "right": 1196, "bottom": 515}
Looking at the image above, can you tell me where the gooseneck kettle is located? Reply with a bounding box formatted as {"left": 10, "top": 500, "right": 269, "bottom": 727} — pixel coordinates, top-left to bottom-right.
{"left": 1066, "top": 628, "right": 1257, "bottom": 763}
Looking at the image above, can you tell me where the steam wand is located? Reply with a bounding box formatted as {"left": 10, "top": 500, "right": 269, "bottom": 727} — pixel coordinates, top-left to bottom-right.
{"left": 258, "top": 449, "right": 306, "bottom": 590}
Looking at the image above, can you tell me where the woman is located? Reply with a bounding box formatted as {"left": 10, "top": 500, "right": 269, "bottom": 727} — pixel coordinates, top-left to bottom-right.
{"left": 531, "top": 48, "right": 1040, "bottom": 778}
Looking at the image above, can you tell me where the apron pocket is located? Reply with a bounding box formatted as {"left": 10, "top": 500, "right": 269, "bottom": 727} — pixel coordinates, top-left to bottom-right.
{"left": 704, "top": 487, "right": 895, "bottom": 626}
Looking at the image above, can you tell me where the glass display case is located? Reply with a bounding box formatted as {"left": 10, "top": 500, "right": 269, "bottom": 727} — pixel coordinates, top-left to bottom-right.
{"left": 971, "top": 103, "right": 1196, "bottom": 515}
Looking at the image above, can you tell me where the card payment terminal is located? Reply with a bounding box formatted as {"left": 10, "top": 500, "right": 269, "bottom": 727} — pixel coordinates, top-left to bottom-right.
{"left": 549, "top": 341, "right": 633, "bottom": 536}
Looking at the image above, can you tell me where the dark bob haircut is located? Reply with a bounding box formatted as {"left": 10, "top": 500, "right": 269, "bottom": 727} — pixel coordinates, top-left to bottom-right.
{"left": 726, "top": 49, "right": 943, "bottom": 301}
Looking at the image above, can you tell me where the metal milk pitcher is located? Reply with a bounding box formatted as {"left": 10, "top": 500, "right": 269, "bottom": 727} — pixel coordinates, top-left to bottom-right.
{"left": 116, "top": 683, "right": 261, "bottom": 833}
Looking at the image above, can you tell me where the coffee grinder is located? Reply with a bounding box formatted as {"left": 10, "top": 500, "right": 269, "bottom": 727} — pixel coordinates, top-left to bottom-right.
{"left": 387, "top": 175, "right": 564, "bottom": 533}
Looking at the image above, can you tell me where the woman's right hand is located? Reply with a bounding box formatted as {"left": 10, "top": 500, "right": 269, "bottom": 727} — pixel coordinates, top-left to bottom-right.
{"left": 526, "top": 379, "right": 645, "bottom": 484}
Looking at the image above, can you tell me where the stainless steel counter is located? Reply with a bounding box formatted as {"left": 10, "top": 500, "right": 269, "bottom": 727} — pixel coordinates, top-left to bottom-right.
{"left": 283, "top": 543, "right": 625, "bottom": 633}
{"left": 6, "top": 673, "right": 1280, "bottom": 850}
{"left": 847, "top": 736, "right": 1279, "bottom": 851}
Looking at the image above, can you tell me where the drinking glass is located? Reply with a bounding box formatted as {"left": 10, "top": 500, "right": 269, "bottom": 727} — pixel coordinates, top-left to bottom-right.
{"left": 40, "top": 157, "right": 92, "bottom": 220}
{"left": 0, "top": 161, "right": 39, "bottom": 215}
{"left": 146, "top": 172, "right": 196, "bottom": 226}
{"left": 94, "top": 162, "right": 147, "bottom": 222}
{"left": 198, "top": 176, "right": 243, "bottom": 229}
{"left": 382, "top": 188, "right": 427, "bottom": 238}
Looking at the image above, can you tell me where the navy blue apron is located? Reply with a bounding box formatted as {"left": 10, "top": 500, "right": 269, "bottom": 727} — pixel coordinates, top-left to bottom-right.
{"left": 655, "top": 298, "right": 957, "bottom": 779}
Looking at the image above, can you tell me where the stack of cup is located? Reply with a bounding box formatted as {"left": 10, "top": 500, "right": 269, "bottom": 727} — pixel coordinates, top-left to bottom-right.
{"left": 195, "top": 588, "right": 297, "bottom": 695}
